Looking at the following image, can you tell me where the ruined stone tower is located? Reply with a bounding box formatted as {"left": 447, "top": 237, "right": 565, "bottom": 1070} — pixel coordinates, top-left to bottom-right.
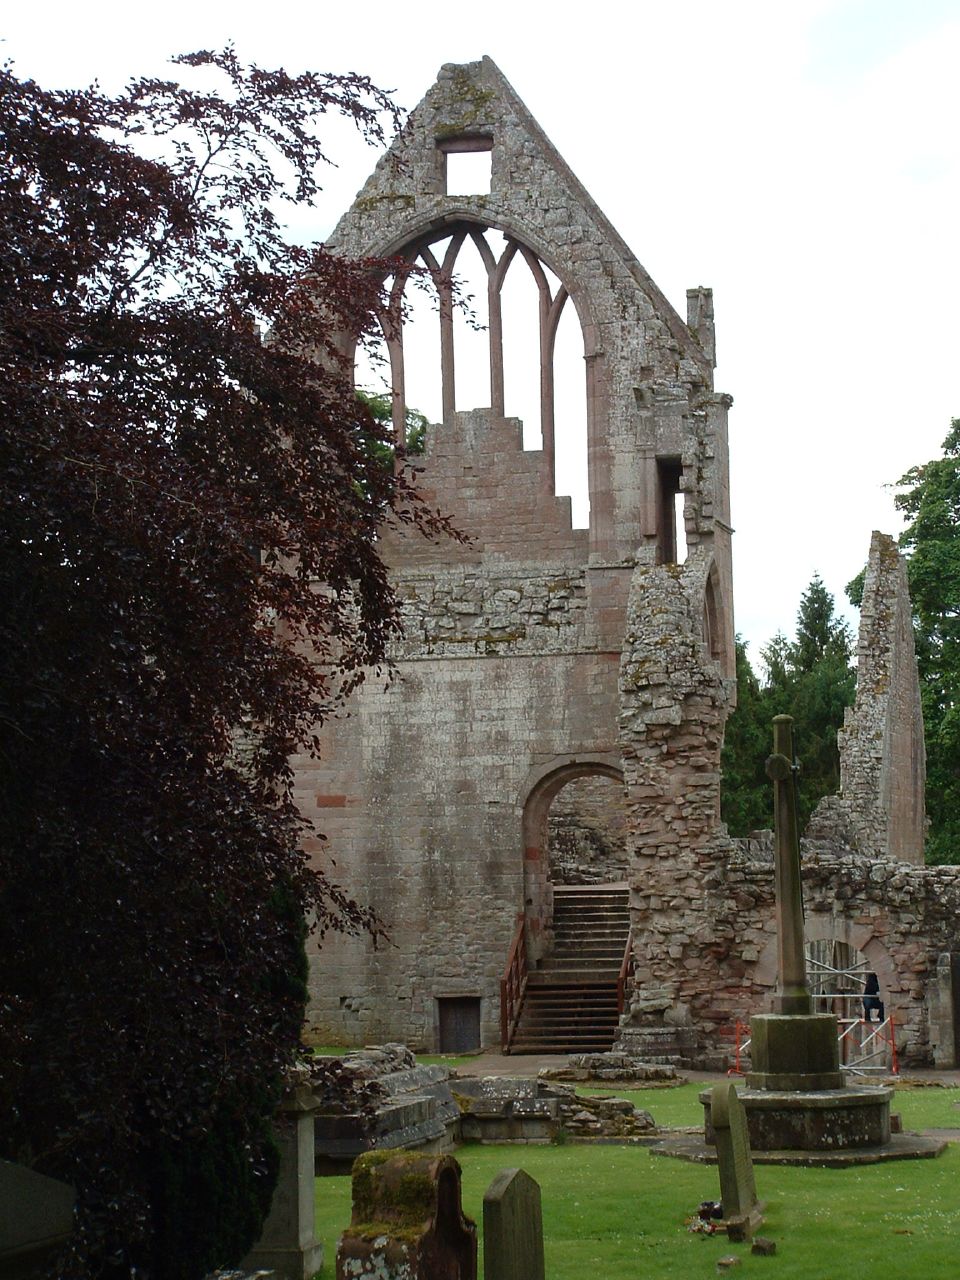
{"left": 296, "top": 57, "right": 736, "bottom": 1052}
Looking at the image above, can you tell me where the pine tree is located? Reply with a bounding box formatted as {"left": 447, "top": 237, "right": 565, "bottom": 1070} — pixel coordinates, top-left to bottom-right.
{"left": 721, "top": 578, "right": 855, "bottom": 835}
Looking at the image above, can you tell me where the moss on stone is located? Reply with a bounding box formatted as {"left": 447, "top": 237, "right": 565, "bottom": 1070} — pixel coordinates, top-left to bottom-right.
{"left": 350, "top": 1152, "right": 447, "bottom": 1233}
{"left": 435, "top": 69, "right": 496, "bottom": 136}
{"left": 353, "top": 193, "right": 416, "bottom": 212}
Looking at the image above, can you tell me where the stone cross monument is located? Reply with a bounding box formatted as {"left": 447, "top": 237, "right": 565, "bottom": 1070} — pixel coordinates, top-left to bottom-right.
{"left": 747, "top": 716, "right": 844, "bottom": 1091}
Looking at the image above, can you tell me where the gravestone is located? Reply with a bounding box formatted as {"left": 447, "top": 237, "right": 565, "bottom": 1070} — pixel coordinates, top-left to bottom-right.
{"left": 243, "top": 1085, "right": 324, "bottom": 1280}
{"left": 710, "top": 1082, "right": 763, "bottom": 1242}
{"left": 337, "top": 1151, "right": 477, "bottom": 1280}
{"left": 482, "top": 1169, "right": 544, "bottom": 1280}
{"left": 0, "top": 1160, "right": 74, "bottom": 1280}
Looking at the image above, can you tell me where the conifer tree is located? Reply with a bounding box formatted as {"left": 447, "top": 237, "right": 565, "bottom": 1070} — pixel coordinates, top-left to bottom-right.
{"left": 721, "top": 579, "right": 855, "bottom": 835}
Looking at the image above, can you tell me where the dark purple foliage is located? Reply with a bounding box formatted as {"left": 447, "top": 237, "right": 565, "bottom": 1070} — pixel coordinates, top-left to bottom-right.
{"left": 0, "top": 48, "right": 451, "bottom": 1277}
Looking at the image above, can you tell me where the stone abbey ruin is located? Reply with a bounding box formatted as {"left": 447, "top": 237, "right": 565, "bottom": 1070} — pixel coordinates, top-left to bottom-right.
{"left": 296, "top": 58, "right": 960, "bottom": 1069}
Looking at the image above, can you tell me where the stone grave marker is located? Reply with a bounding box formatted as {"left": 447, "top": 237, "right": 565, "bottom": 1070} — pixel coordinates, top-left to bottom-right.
{"left": 0, "top": 1159, "right": 75, "bottom": 1280}
{"left": 710, "top": 1081, "right": 763, "bottom": 1242}
{"left": 243, "top": 1083, "right": 324, "bottom": 1280}
{"left": 482, "top": 1168, "right": 544, "bottom": 1280}
{"left": 337, "top": 1150, "right": 477, "bottom": 1280}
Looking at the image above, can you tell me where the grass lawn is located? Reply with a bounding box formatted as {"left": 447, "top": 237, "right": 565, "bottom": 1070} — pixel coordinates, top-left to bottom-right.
{"left": 315, "top": 1140, "right": 960, "bottom": 1279}
{"left": 311, "top": 1083, "right": 960, "bottom": 1279}
{"left": 576, "top": 1080, "right": 960, "bottom": 1132}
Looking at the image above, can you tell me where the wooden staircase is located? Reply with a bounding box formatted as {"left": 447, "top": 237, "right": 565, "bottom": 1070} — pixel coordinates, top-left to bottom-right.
{"left": 507, "top": 884, "right": 630, "bottom": 1054}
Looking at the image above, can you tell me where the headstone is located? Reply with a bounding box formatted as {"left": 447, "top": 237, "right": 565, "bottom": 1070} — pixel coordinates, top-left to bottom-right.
{"left": 336, "top": 1151, "right": 477, "bottom": 1280}
{"left": 710, "top": 1082, "right": 763, "bottom": 1242}
{"left": 243, "top": 1085, "right": 324, "bottom": 1280}
{"left": 0, "top": 1160, "right": 74, "bottom": 1280}
{"left": 482, "top": 1169, "right": 544, "bottom": 1280}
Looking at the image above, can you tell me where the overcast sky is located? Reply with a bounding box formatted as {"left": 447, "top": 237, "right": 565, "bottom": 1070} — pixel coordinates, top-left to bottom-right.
{"left": 6, "top": 0, "right": 959, "bottom": 664}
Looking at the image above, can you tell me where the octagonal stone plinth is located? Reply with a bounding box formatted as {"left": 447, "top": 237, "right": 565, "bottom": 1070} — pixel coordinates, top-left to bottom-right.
{"left": 700, "top": 1085, "right": 893, "bottom": 1152}
{"left": 746, "top": 1013, "right": 845, "bottom": 1092}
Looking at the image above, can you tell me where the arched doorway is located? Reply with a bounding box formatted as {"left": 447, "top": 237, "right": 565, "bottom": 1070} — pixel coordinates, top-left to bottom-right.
{"left": 519, "top": 754, "right": 624, "bottom": 967}
{"left": 547, "top": 774, "right": 631, "bottom": 886}
{"left": 508, "top": 756, "right": 631, "bottom": 1053}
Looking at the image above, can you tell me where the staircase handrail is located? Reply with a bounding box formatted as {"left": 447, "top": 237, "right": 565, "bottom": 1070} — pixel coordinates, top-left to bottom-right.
{"left": 500, "top": 915, "right": 528, "bottom": 1053}
{"left": 616, "top": 927, "right": 635, "bottom": 1015}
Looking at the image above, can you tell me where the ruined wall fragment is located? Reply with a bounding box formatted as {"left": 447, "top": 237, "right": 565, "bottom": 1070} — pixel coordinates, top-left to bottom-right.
{"left": 615, "top": 547, "right": 735, "bottom": 1064}
{"left": 810, "top": 531, "right": 925, "bottom": 863}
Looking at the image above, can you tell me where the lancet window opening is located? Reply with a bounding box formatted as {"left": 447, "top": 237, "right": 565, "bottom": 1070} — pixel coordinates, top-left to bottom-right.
{"left": 370, "top": 222, "right": 580, "bottom": 502}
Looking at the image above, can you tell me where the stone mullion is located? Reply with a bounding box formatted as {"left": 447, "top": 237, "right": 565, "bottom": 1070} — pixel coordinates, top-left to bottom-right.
{"left": 491, "top": 240, "right": 520, "bottom": 417}
{"left": 418, "top": 245, "right": 455, "bottom": 425}
{"left": 518, "top": 245, "right": 554, "bottom": 492}
{"left": 439, "top": 232, "right": 467, "bottom": 425}
{"left": 470, "top": 229, "right": 503, "bottom": 417}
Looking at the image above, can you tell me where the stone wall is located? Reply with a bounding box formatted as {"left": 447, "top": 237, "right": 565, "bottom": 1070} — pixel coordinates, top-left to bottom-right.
{"left": 619, "top": 823, "right": 960, "bottom": 1068}
{"left": 300, "top": 59, "right": 959, "bottom": 1069}
{"left": 299, "top": 57, "right": 734, "bottom": 1051}
{"left": 809, "top": 531, "right": 926, "bottom": 862}
{"left": 547, "top": 775, "right": 630, "bottom": 885}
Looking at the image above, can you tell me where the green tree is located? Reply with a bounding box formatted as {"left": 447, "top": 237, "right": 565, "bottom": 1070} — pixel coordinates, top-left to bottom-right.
{"left": 721, "top": 578, "right": 855, "bottom": 835}
{"left": 720, "top": 638, "right": 772, "bottom": 834}
{"left": 895, "top": 418, "right": 960, "bottom": 863}
{"left": 790, "top": 572, "right": 854, "bottom": 674}
{"left": 356, "top": 388, "right": 427, "bottom": 468}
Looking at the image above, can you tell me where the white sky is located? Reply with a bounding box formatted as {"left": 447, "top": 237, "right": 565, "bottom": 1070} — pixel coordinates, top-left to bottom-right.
{"left": 6, "top": 0, "right": 959, "bottom": 664}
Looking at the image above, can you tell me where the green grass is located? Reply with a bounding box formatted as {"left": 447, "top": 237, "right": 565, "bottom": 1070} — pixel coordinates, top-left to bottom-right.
{"left": 577, "top": 1080, "right": 960, "bottom": 1132}
{"left": 315, "top": 1141, "right": 960, "bottom": 1279}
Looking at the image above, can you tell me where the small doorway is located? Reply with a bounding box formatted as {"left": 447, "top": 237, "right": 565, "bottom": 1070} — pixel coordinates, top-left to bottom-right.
{"left": 437, "top": 996, "right": 481, "bottom": 1053}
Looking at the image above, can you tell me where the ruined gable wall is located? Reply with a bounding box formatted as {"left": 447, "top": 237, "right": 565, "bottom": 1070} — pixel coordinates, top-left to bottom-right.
{"left": 329, "top": 58, "right": 732, "bottom": 586}
{"left": 299, "top": 58, "right": 735, "bottom": 1050}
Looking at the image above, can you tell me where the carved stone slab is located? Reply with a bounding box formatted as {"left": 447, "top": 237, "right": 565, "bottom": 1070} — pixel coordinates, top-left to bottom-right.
{"left": 482, "top": 1168, "right": 544, "bottom": 1280}
{"left": 711, "top": 1082, "right": 763, "bottom": 1242}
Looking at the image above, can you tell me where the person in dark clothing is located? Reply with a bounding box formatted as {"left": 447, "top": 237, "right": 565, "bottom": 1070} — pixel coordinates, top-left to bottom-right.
{"left": 862, "top": 971, "right": 885, "bottom": 1023}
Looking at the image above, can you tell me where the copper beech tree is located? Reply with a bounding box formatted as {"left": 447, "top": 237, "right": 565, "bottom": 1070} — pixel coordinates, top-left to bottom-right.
{"left": 0, "top": 50, "right": 450, "bottom": 1278}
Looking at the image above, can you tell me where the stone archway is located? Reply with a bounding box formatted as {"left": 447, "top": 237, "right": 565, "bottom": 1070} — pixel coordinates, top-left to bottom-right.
{"left": 519, "top": 753, "right": 623, "bottom": 967}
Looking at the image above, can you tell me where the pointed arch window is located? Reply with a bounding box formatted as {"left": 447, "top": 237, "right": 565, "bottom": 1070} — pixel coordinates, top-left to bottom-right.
{"left": 365, "top": 221, "right": 584, "bottom": 518}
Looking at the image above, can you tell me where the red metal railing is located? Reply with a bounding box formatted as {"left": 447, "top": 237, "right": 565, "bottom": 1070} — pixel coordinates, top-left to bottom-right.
{"left": 617, "top": 928, "right": 635, "bottom": 1015}
{"left": 500, "top": 915, "right": 528, "bottom": 1053}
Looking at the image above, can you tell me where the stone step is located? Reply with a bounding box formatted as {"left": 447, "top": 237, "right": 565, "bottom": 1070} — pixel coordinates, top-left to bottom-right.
{"left": 549, "top": 947, "right": 627, "bottom": 957}
{"left": 511, "top": 1040, "right": 617, "bottom": 1051}
{"left": 552, "top": 924, "right": 630, "bottom": 936}
{"left": 552, "top": 914, "right": 630, "bottom": 927}
{"left": 507, "top": 880, "right": 628, "bottom": 1052}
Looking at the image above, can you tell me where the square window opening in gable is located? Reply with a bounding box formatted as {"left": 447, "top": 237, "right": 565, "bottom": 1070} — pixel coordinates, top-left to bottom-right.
{"left": 440, "top": 136, "right": 493, "bottom": 195}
